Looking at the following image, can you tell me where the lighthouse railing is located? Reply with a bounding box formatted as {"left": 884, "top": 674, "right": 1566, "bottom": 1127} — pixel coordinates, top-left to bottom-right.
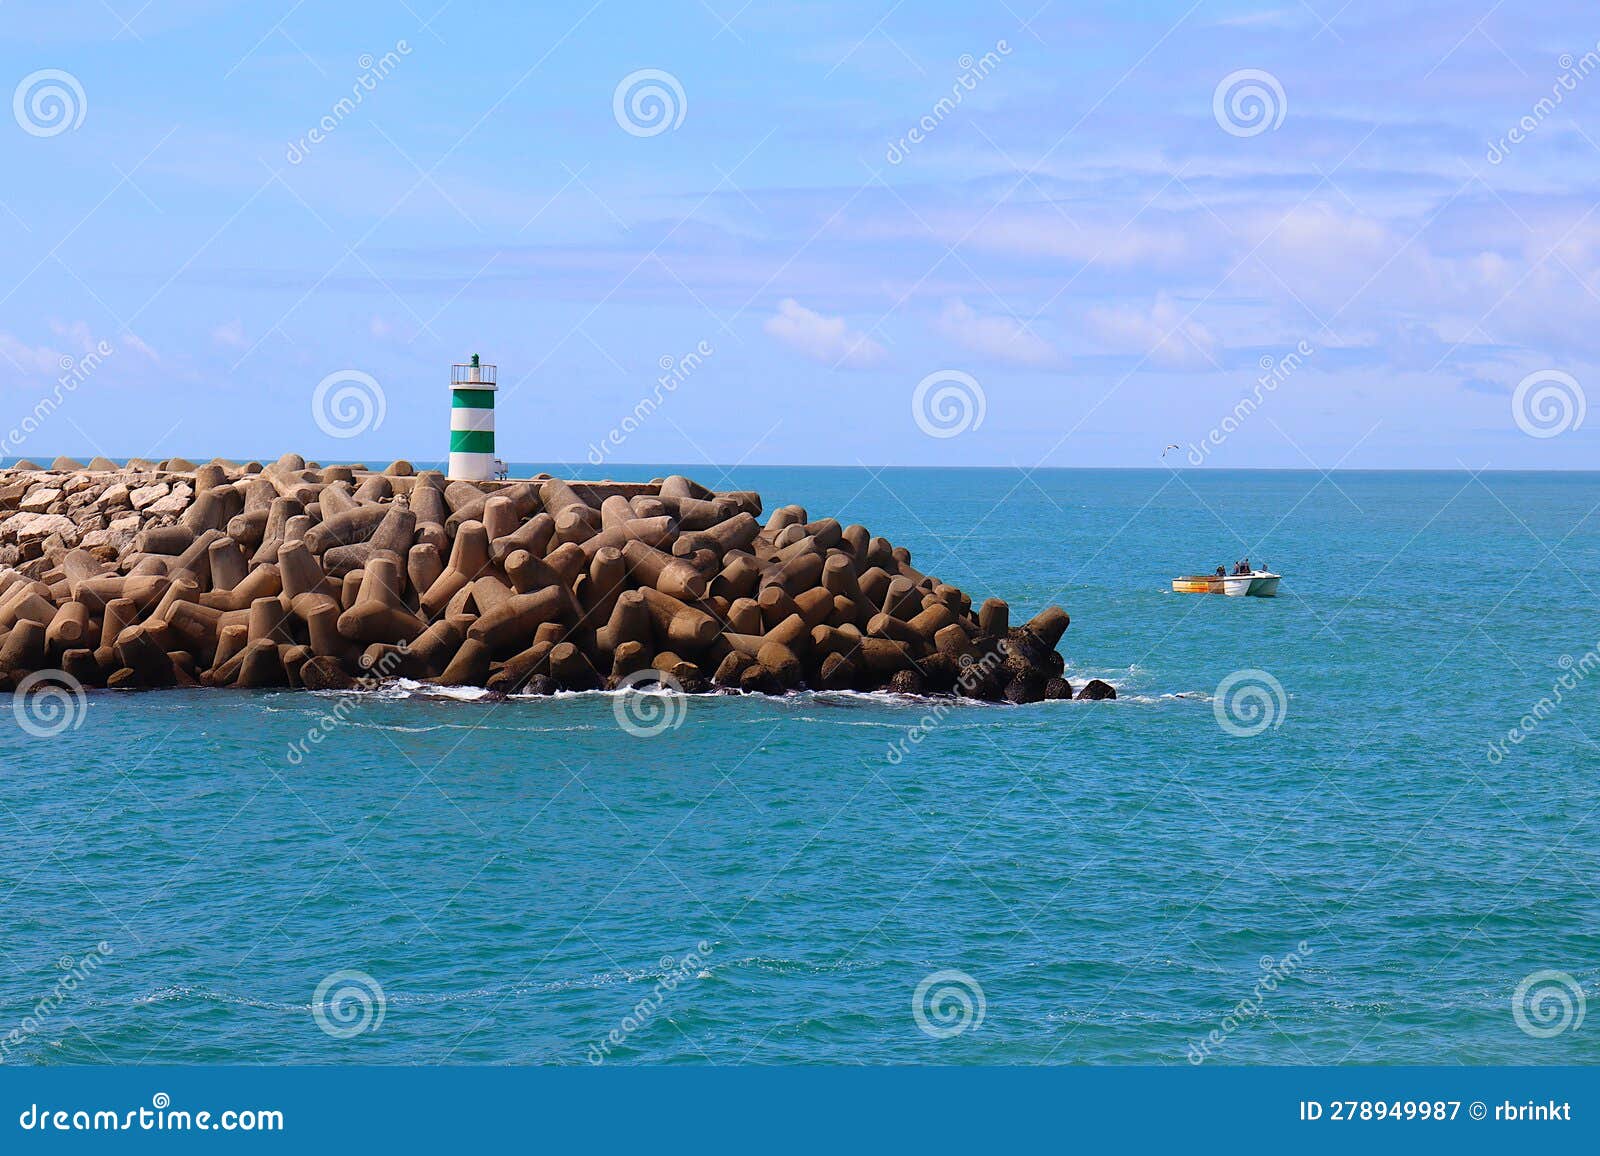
{"left": 450, "top": 363, "right": 498, "bottom": 386}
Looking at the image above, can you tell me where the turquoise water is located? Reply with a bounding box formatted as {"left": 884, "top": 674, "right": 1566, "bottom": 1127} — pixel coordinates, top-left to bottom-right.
{"left": 3, "top": 467, "right": 1598, "bottom": 1065}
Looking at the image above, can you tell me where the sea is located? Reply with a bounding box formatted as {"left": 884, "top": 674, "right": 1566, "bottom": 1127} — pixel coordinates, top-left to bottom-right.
{"left": 2, "top": 466, "right": 1597, "bottom": 1065}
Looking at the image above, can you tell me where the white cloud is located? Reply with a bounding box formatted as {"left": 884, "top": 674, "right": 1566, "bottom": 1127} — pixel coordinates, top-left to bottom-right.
{"left": 0, "top": 333, "right": 67, "bottom": 377}
{"left": 211, "top": 319, "right": 247, "bottom": 349}
{"left": 48, "top": 320, "right": 98, "bottom": 349}
{"left": 47, "top": 319, "right": 153, "bottom": 359}
{"left": 763, "top": 298, "right": 885, "bottom": 368}
{"left": 1211, "top": 7, "right": 1300, "bottom": 27}
{"left": 1086, "top": 294, "right": 1220, "bottom": 369}
{"left": 1245, "top": 204, "right": 1404, "bottom": 308}
{"left": 0, "top": 322, "right": 139, "bottom": 381}
{"left": 938, "top": 299, "right": 1059, "bottom": 367}
{"left": 900, "top": 208, "right": 1194, "bottom": 270}
{"left": 120, "top": 332, "right": 159, "bottom": 362}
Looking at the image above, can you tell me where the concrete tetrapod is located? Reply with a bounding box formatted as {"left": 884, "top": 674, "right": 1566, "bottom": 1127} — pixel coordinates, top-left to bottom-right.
{"left": 0, "top": 463, "right": 1103, "bottom": 702}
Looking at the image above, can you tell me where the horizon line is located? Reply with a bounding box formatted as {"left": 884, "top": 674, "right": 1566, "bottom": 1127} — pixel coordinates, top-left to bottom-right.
{"left": 5, "top": 456, "right": 1598, "bottom": 475}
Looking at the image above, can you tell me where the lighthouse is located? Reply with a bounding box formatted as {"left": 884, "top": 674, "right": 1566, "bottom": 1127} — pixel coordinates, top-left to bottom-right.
{"left": 448, "top": 354, "right": 497, "bottom": 481}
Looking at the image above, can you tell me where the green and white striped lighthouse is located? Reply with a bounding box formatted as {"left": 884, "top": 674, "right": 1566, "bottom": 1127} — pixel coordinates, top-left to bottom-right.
{"left": 449, "top": 354, "right": 497, "bottom": 481}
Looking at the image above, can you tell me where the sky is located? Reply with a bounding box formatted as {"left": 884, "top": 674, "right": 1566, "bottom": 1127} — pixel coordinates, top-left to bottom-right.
{"left": 2, "top": 0, "right": 1599, "bottom": 470}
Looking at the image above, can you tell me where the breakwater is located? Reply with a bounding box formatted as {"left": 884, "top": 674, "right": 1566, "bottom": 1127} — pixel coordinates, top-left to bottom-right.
{"left": 0, "top": 456, "right": 1112, "bottom": 700}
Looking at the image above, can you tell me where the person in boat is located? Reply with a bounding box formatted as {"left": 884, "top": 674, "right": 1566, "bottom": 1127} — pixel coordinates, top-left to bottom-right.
{"left": 1215, "top": 565, "right": 1225, "bottom": 577}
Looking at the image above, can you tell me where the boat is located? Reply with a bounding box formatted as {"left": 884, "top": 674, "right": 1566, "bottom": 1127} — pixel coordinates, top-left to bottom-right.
{"left": 1171, "top": 569, "right": 1281, "bottom": 597}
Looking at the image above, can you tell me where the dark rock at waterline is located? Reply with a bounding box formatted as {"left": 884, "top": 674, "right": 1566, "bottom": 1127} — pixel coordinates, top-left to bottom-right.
{"left": 887, "top": 669, "right": 924, "bottom": 696}
{"left": 299, "top": 655, "right": 358, "bottom": 692}
{"left": 1043, "top": 676, "right": 1074, "bottom": 700}
{"left": 1076, "top": 679, "right": 1117, "bottom": 701}
{"left": 1004, "top": 671, "right": 1047, "bottom": 704}
{"left": 739, "top": 663, "right": 785, "bottom": 696}
{"left": 712, "top": 651, "right": 751, "bottom": 688}
{"left": 956, "top": 661, "right": 1005, "bottom": 702}
{"left": 1002, "top": 627, "right": 1056, "bottom": 678}
{"left": 62, "top": 648, "right": 101, "bottom": 688}
{"left": 815, "top": 652, "right": 854, "bottom": 690}
{"left": 914, "top": 652, "right": 958, "bottom": 694}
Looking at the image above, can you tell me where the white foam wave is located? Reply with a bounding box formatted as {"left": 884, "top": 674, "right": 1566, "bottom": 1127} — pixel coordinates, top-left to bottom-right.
{"left": 261, "top": 674, "right": 1202, "bottom": 711}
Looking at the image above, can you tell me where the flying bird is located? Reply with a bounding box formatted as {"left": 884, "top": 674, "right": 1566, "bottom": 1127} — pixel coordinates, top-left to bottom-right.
{"left": 1161, "top": 444, "right": 1180, "bottom": 458}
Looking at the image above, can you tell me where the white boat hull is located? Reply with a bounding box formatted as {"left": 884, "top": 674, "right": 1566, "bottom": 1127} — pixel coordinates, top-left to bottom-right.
{"left": 1172, "top": 571, "right": 1280, "bottom": 597}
